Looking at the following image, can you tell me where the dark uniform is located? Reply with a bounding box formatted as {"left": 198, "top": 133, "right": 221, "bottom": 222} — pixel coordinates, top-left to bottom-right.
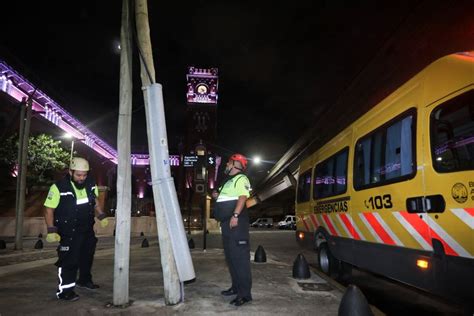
{"left": 44, "top": 174, "right": 99, "bottom": 298}
{"left": 215, "top": 173, "right": 252, "bottom": 300}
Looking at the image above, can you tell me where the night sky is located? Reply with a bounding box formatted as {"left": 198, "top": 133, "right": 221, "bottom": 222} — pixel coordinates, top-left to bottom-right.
{"left": 1, "top": 1, "right": 473, "bottom": 178}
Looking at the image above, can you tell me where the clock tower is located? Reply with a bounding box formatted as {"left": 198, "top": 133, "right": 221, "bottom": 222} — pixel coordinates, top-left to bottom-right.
{"left": 183, "top": 66, "right": 220, "bottom": 236}
{"left": 185, "top": 66, "right": 218, "bottom": 148}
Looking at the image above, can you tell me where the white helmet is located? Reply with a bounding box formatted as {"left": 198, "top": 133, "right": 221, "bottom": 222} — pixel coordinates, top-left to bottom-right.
{"left": 70, "top": 157, "right": 89, "bottom": 171}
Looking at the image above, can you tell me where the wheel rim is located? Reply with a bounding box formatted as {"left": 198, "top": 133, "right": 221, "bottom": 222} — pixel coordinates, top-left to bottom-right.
{"left": 319, "top": 246, "right": 330, "bottom": 274}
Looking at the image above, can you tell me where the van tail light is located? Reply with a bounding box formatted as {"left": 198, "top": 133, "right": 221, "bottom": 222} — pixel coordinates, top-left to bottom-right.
{"left": 416, "top": 259, "right": 429, "bottom": 269}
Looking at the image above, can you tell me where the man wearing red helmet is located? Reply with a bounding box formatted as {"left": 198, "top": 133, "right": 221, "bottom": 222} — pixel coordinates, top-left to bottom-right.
{"left": 212, "top": 153, "right": 252, "bottom": 306}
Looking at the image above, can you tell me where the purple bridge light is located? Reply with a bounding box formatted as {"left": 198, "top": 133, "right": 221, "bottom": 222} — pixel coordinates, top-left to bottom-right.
{"left": 0, "top": 60, "right": 180, "bottom": 167}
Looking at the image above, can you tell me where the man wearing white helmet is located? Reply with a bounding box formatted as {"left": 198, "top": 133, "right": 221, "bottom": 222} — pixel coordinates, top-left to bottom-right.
{"left": 43, "top": 157, "right": 108, "bottom": 301}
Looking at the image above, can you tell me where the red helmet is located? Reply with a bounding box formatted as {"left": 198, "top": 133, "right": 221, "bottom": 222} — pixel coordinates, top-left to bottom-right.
{"left": 229, "top": 153, "right": 248, "bottom": 170}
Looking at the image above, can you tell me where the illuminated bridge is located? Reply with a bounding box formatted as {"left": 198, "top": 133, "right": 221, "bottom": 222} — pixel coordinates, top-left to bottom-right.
{"left": 0, "top": 59, "right": 179, "bottom": 167}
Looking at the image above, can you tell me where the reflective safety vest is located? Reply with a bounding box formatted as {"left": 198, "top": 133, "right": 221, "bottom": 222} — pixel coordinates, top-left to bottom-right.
{"left": 53, "top": 175, "right": 97, "bottom": 236}
{"left": 214, "top": 173, "right": 251, "bottom": 222}
{"left": 216, "top": 173, "right": 251, "bottom": 203}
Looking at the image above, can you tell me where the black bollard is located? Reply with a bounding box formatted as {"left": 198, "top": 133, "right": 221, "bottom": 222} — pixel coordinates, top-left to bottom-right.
{"left": 292, "top": 253, "right": 310, "bottom": 279}
{"left": 141, "top": 238, "right": 149, "bottom": 248}
{"left": 0, "top": 240, "right": 6, "bottom": 249}
{"left": 254, "top": 245, "right": 267, "bottom": 263}
{"left": 113, "top": 229, "right": 116, "bottom": 236}
{"left": 34, "top": 239, "right": 44, "bottom": 249}
{"left": 338, "top": 284, "right": 374, "bottom": 316}
{"left": 38, "top": 233, "right": 43, "bottom": 239}
{"left": 188, "top": 238, "right": 195, "bottom": 249}
{"left": 140, "top": 232, "right": 144, "bottom": 237}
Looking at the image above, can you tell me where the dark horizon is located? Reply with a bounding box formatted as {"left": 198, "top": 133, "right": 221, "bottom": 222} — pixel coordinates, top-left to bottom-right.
{"left": 1, "top": 1, "right": 473, "bottom": 167}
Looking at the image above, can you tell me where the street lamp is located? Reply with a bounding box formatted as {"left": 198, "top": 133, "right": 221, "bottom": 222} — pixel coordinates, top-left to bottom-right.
{"left": 251, "top": 156, "right": 276, "bottom": 165}
{"left": 63, "top": 133, "right": 85, "bottom": 163}
{"left": 249, "top": 156, "right": 277, "bottom": 183}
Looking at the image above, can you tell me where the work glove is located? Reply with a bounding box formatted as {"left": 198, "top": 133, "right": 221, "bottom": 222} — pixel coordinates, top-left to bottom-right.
{"left": 100, "top": 217, "right": 109, "bottom": 228}
{"left": 46, "top": 227, "right": 61, "bottom": 243}
{"left": 46, "top": 233, "right": 61, "bottom": 243}
{"left": 97, "top": 213, "right": 109, "bottom": 228}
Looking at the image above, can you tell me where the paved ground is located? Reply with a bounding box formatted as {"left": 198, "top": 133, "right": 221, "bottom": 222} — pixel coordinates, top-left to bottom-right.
{"left": 0, "top": 231, "right": 347, "bottom": 315}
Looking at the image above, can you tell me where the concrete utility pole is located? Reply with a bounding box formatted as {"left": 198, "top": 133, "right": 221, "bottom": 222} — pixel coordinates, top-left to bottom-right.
{"left": 113, "top": 0, "right": 133, "bottom": 306}
{"left": 134, "top": 0, "right": 182, "bottom": 305}
{"left": 14, "top": 97, "right": 32, "bottom": 250}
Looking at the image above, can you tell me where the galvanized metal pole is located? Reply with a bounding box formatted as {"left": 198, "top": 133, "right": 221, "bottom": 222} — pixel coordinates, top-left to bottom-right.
{"left": 113, "top": 0, "right": 133, "bottom": 306}
{"left": 135, "top": 0, "right": 195, "bottom": 304}
{"left": 187, "top": 191, "right": 192, "bottom": 235}
{"left": 202, "top": 165, "right": 208, "bottom": 251}
{"left": 134, "top": 0, "right": 181, "bottom": 305}
{"left": 69, "top": 139, "right": 75, "bottom": 162}
{"left": 144, "top": 84, "right": 196, "bottom": 301}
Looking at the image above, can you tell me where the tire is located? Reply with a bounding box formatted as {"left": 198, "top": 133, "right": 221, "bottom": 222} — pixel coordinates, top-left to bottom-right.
{"left": 317, "top": 243, "right": 350, "bottom": 279}
{"left": 318, "top": 243, "right": 334, "bottom": 276}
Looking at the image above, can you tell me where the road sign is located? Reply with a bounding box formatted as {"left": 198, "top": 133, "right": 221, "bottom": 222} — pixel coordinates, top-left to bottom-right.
{"left": 183, "top": 155, "right": 198, "bottom": 167}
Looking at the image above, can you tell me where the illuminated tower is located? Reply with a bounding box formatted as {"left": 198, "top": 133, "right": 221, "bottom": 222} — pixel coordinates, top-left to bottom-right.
{"left": 183, "top": 67, "right": 219, "bottom": 231}
{"left": 185, "top": 67, "right": 218, "bottom": 146}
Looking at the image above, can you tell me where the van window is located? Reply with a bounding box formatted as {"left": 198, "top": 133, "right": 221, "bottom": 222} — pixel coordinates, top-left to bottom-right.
{"left": 354, "top": 110, "right": 416, "bottom": 190}
{"left": 314, "top": 148, "right": 348, "bottom": 199}
{"left": 431, "top": 90, "right": 474, "bottom": 173}
{"left": 297, "top": 170, "right": 312, "bottom": 203}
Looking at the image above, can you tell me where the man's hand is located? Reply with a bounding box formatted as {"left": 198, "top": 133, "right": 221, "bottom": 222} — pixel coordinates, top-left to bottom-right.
{"left": 230, "top": 217, "right": 238, "bottom": 228}
{"left": 97, "top": 213, "right": 108, "bottom": 228}
{"left": 211, "top": 190, "right": 219, "bottom": 200}
{"left": 46, "top": 233, "right": 61, "bottom": 243}
{"left": 100, "top": 217, "right": 109, "bottom": 228}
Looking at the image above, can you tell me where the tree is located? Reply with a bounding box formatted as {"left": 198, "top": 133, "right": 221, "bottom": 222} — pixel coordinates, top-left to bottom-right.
{"left": 0, "top": 133, "right": 70, "bottom": 185}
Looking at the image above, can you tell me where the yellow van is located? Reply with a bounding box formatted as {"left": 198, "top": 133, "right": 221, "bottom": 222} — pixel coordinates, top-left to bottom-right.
{"left": 295, "top": 52, "right": 473, "bottom": 304}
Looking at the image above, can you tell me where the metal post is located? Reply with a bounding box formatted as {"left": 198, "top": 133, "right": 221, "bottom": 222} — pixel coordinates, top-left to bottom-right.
{"left": 135, "top": 1, "right": 194, "bottom": 304}
{"left": 14, "top": 98, "right": 26, "bottom": 238}
{"left": 187, "top": 188, "right": 192, "bottom": 235}
{"left": 70, "top": 139, "right": 75, "bottom": 162}
{"left": 144, "top": 84, "right": 195, "bottom": 287}
{"left": 202, "top": 164, "right": 208, "bottom": 251}
{"left": 15, "top": 97, "right": 32, "bottom": 250}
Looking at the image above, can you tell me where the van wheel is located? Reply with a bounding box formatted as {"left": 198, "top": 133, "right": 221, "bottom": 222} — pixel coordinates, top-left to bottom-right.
{"left": 318, "top": 243, "right": 334, "bottom": 275}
